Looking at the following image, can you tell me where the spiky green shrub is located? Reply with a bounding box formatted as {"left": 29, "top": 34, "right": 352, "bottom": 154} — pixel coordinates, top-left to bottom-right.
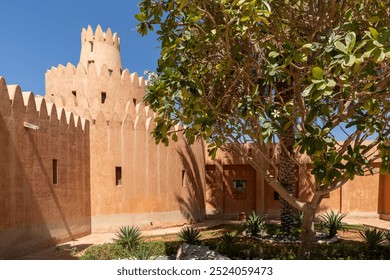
{"left": 386, "top": 230, "right": 390, "bottom": 245}
{"left": 220, "top": 232, "right": 236, "bottom": 246}
{"left": 218, "top": 232, "right": 237, "bottom": 256}
{"left": 293, "top": 210, "right": 304, "bottom": 228}
{"left": 319, "top": 211, "right": 348, "bottom": 238}
{"left": 359, "top": 227, "right": 386, "bottom": 250}
{"left": 132, "top": 243, "right": 157, "bottom": 260}
{"left": 244, "top": 212, "right": 265, "bottom": 236}
{"left": 177, "top": 227, "right": 201, "bottom": 245}
{"left": 113, "top": 226, "right": 142, "bottom": 249}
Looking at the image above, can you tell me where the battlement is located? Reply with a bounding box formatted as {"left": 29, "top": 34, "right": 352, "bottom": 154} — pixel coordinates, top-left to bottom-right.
{"left": 0, "top": 76, "right": 88, "bottom": 131}
{"left": 81, "top": 25, "right": 120, "bottom": 50}
{"left": 80, "top": 25, "right": 122, "bottom": 72}
{"left": 45, "top": 62, "right": 145, "bottom": 87}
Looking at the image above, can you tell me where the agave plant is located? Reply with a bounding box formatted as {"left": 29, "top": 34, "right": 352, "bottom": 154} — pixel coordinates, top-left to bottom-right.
{"left": 293, "top": 210, "right": 304, "bottom": 228}
{"left": 386, "top": 230, "right": 390, "bottom": 245}
{"left": 220, "top": 232, "right": 236, "bottom": 246}
{"left": 359, "top": 227, "right": 386, "bottom": 249}
{"left": 244, "top": 211, "right": 265, "bottom": 236}
{"left": 113, "top": 225, "right": 142, "bottom": 249}
{"left": 319, "top": 210, "right": 348, "bottom": 238}
{"left": 177, "top": 227, "right": 201, "bottom": 245}
{"left": 132, "top": 243, "right": 157, "bottom": 260}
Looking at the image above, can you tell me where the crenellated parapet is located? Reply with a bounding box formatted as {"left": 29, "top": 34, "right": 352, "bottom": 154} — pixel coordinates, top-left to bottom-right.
{"left": 90, "top": 97, "right": 157, "bottom": 132}
{"left": 0, "top": 76, "right": 88, "bottom": 131}
{"left": 45, "top": 25, "right": 148, "bottom": 126}
{"left": 80, "top": 25, "right": 122, "bottom": 72}
{"left": 81, "top": 25, "right": 120, "bottom": 50}
{"left": 45, "top": 63, "right": 146, "bottom": 123}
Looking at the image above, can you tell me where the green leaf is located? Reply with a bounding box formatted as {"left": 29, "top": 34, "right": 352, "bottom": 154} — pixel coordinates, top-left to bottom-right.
{"left": 241, "top": 15, "right": 250, "bottom": 22}
{"left": 179, "top": 0, "right": 189, "bottom": 10}
{"left": 326, "top": 79, "right": 336, "bottom": 88}
{"left": 302, "top": 84, "right": 314, "bottom": 97}
{"left": 269, "top": 51, "right": 280, "bottom": 58}
{"left": 344, "top": 55, "right": 356, "bottom": 67}
{"left": 345, "top": 32, "right": 356, "bottom": 52}
{"left": 368, "top": 16, "right": 380, "bottom": 23}
{"left": 368, "top": 27, "right": 379, "bottom": 40}
{"left": 135, "top": 12, "right": 147, "bottom": 22}
{"left": 312, "top": 67, "right": 324, "bottom": 80}
{"left": 334, "top": 41, "right": 348, "bottom": 54}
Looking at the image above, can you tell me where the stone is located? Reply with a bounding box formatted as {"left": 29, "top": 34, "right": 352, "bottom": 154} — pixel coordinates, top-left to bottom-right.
{"left": 176, "top": 243, "right": 230, "bottom": 260}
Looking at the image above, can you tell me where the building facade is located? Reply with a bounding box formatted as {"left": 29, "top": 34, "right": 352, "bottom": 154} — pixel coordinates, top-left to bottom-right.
{"left": 1, "top": 26, "right": 389, "bottom": 258}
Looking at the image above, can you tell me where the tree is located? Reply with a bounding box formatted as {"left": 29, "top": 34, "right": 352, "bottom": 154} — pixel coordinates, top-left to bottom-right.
{"left": 137, "top": 0, "right": 390, "bottom": 258}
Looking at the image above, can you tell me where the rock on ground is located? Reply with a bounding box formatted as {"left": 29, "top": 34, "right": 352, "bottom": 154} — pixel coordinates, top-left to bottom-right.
{"left": 176, "top": 243, "right": 230, "bottom": 260}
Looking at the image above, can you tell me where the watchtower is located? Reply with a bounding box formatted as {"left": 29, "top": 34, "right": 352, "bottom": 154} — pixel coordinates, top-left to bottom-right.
{"left": 80, "top": 25, "right": 122, "bottom": 72}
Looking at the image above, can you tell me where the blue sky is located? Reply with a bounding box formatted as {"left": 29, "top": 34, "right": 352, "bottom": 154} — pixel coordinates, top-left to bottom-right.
{"left": 0, "top": 0, "right": 159, "bottom": 95}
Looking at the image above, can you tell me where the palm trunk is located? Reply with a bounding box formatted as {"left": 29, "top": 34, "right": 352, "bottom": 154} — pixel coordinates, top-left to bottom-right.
{"left": 278, "top": 86, "right": 296, "bottom": 234}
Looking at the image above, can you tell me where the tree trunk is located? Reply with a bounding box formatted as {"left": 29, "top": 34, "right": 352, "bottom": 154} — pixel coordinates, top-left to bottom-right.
{"left": 298, "top": 195, "right": 323, "bottom": 259}
{"left": 278, "top": 85, "right": 296, "bottom": 234}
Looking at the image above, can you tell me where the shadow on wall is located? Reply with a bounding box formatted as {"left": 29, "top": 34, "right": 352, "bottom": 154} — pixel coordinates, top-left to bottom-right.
{"left": 0, "top": 112, "right": 54, "bottom": 259}
{"left": 175, "top": 141, "right": 206, "bottom": 223}
{"left": 205, "top": 158, "right": 223, "bottom": 216}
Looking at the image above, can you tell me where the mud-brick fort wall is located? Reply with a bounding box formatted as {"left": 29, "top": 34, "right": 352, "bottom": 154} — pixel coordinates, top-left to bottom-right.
{"left": 206, "top": 145, "right": 389, "bottom": 220}
{"left": 379, "top": 174, "right": 390, "bottom": 221}
{"left": 44, "top": 25, "right": 207, "bottom": 233}
{"left": 0, "top": 77, "right": 90, "bottom": 259}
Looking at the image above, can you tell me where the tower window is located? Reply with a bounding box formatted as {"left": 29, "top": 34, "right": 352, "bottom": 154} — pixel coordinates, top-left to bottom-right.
{"left": 115, "top": 167, "right": 122, "bottom": 186}
{"left": 72, "top": 91, "right": 77, "bottom": 97}
{"left": 101, "top": 92, "right": 107, "bottom": 104}
{"left": 90, "top": 41, "right": 94, "bottom": 52}
{"left": 53, "top": 159, "right": 58, "bottom": 185}
{"left": 108, "top": 69, "right": 113, "bottom": 75}
{"left": 182, "top": 170, "right": 186, "bottom": 187}
{"left": 88, "top": 60, "right": 94, "bottom": 65}
{"left": 133, "top": 98, "right": 137, "bottom": 106}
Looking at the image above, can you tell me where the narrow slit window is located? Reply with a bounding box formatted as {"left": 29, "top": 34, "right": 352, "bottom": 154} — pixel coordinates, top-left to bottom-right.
{"left": 53, "top": 159, "right": 58, "bottom": 185}
{"left": 90, "top": 41, "right": 94, "bottom": 52}
{"left": 115, "top": 167, "right": 122, "bottom": 186}
{"left": 182, "top": 170, "right": 186, "bottom": 187}
{"left": 101, "top": 92, "right": 107, "bottom": 104}
{"left": 72, "top": 91, "right": 77, "bottom": 97}
{"left": 133, "top": 98, "right": 137, "bottom": 106}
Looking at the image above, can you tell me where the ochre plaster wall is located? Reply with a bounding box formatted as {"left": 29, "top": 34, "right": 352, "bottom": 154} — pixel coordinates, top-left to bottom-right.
{"left": 89, "top": 107, "right": 206, "bottom": 232}
{"left": 207, "top": 145, "right": 382, "bottom": 219}
{"left": 379, "top": 173, "right": 390, "bottom": 220}
{"left": 0, "top": 77, "right": 90, "bottom": 259}
{"left": 45, "top": 26, "right": 207, "bottom": 233}
{"left": 319, "top": 171, "right": 380, "bottom": 215}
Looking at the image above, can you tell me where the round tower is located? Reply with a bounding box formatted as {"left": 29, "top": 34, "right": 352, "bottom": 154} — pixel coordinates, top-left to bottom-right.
{"left": 80, "top": 25, "right": 122, "bottom": 72}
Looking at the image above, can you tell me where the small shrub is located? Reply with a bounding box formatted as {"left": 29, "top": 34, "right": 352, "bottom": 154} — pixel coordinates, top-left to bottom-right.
{"left": 81, "top": 243, "right": 132, "bottom": 260}
{"left": 244, "top": 212, "right": 265, "bottom": 236}
{"left": 132, "top": 242, "right": 157, "bottom": 260}
{"left": 218, "top": 232, "right": 237, "bottom": 257}
{"left": 319, "top": 211, "right": 348, "bottom": 238}
{"left": 293, "top": 210, "right": 304, "bottom": 228}
{"left": 177, "top": 227, "right": 201, "bottom": 245}
{"left": 359, "top": 227, "right": 386, "bottom": 250}
{"left": 113, "top": 226, "right": 142, "bottom": 249}
{"left": 220, "top": 232, "right": 236, "bottom": 245}
{"left": 384, "top": 230, "right": 390, "bottom": 245}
